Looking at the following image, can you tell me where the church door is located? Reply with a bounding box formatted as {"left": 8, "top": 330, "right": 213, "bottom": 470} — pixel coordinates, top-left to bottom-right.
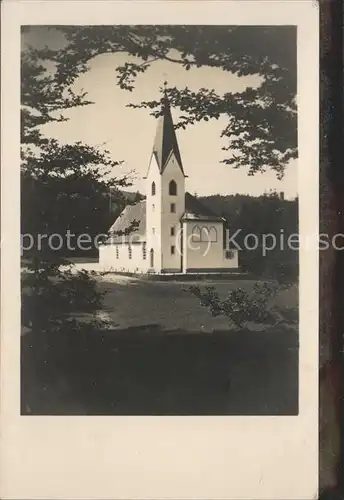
{"left": 150, "top": 248, "right": 154, "bottom": 268}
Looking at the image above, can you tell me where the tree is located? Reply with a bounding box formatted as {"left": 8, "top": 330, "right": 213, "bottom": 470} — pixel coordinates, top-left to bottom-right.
{"left": 21, "top": 46, "right": 132, "bottom": 334}
{"left": 21, "top": 46, "right": 91, "bottom": 146}
{"left": 27, "top": 25, "right": 297, "bottom": 178}
{"left": 21, "top": 140, "right": 132, "bottom": 256}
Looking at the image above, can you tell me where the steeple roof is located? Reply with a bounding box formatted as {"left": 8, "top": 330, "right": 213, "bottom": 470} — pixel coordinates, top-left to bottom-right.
{"left": 151, "top": 91, "right": 185, "bottom": 176}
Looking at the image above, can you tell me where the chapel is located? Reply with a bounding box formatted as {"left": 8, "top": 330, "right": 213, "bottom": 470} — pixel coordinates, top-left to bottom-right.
{"left": 99, "top": 92, "right": 239, "bottom": 273}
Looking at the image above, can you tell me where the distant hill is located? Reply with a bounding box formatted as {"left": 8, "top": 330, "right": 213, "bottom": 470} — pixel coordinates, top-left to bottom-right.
{"left": 109, "top": 189, "right": 145, "bottom": 215}
{"left": 199, "top": 193, "right": 297, "bottom": 222}
{"left": 120, "top": 190, "right": 146, "bottom": 202}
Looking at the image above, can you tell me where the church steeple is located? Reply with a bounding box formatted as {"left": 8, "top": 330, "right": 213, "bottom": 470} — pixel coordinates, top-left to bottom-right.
{"left": 151, "top": 85, "right": 185, "bottom": 176}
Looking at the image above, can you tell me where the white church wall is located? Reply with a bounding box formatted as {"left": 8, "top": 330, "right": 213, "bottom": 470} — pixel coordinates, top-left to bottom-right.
{"left": 99, "top": 242, "right": 149, "bottom": 273}
{"left": 160, "top": 153, "right": 185, "bottom": 272}
{"left": 182, "top": 221, "right": 239, "bottom": 271}
{"left": 146, "top": 154, "right": 162, "bottom": 271}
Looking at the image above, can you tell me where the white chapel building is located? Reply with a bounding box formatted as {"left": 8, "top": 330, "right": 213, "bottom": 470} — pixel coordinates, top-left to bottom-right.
{"left": 99, "top": 94, "right": 239, "bottom": 274}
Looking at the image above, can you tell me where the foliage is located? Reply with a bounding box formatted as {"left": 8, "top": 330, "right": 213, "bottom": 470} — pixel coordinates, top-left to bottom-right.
{"left": 21, "top": 45, "right": 139, "bottom": 255}
{"left": 22, "top": 254, "right": 108, "bottom": 334}
{"left": 26, "top": 25, "right": 297, "bottom": 177}
{"left": 20, "top": 46, "right": 131, "bottom": 334}
{"left": 187, "top": 281, "right": 287, "bottom": 329}
{"left": 21, "top": 140, "right": 134, "bottom": 256}
{"left": 21, "top": 47, "right": 92, "bottom": 146}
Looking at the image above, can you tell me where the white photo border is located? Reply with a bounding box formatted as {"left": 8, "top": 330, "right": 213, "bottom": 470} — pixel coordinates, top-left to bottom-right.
{"left": 1, "top": 2, "right": 319, "bottom": 499}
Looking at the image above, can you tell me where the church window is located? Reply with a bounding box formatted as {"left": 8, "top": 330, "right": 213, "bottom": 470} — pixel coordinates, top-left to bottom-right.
{"left": 209, "top": 226, "right": 217, "bottom": 242}
{"left": 201, "top": 227, "right": 209, "bottom": 241}
{"left": 200, "top": 226, "right": 217, "bottom": 243}
{"left": 170, "top": 226, "right": 175, "bottom": 236}
{"left": 170, "top": 203, "right": 176, "bottom": 213}
{"left": 142, "top": 243, "right": 147, "bottom": 260}
{"left": 151, "top": 182, "right": 156, "bottom": 196}
{"left": 191, "top": 225, "right": 201, "bottom": 242}
{"left": 128, "top": 246, "right": 132, "bottom": 259}
{"left": 152, "top": 227, "right": 156, "bottom": 235}
{"left": 169, "top": 180, "right": 177, "bottom": 196}
{"left": 116, "top": 246, "right": 119, "bottom": 259}
{"left": 152, "top": 204, "right": 155, "bottom": 212}
{"left": 171, "top": 245, "right": 175, "bottom": 255}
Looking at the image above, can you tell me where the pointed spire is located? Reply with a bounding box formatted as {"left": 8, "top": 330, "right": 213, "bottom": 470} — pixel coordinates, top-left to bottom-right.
{"left": 151, "top": 85, "right": 185, "bottom": 176}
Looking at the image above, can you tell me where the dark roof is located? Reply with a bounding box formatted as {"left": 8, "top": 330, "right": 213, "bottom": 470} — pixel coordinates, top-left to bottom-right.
{"left": 151, "top": 95, "right": 185, "bottom": 176}
{"left": 182, "top": 192, "right": 225, "bottom": 222}
{"left": 107, "top": 194, "right": 224, "bottom": 241}
{"left": 108, "top": 200, "right": 146, "bottom": 242}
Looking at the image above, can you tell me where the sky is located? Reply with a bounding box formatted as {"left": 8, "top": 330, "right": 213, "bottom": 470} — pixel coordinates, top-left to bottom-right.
{"left": 22, "top": 27, "right": 297, "bottom": 199}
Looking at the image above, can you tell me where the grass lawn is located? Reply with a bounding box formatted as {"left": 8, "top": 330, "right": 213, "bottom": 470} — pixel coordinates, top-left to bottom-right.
{"left": 98, "top": 275, "right": 298, "bottom": 332}
{"left": 21, "top": 277, "right": 298, "bottom": 416}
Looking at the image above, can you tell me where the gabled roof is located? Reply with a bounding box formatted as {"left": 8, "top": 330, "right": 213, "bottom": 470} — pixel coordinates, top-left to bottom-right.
{"left": 182, "top": 192, "right": 225, "bottom": 222}
{"left": 108, "top": 200, "right": 146, "bottom": 242}
{"left": 106, "top": 194, "right": 224, "bottom": 241}
{"left": 151, "top": 94, "right": 186, "bottom": 176}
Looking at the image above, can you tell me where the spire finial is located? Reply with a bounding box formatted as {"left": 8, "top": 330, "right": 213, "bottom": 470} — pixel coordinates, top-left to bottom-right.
{"left": 163, "top": 80, "right": 168, "bottom": 100}
{"left": 161, "top": 79, "right": 169, "bottom": 110}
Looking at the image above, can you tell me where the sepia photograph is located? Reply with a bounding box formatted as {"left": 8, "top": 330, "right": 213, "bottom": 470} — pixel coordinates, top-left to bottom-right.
{"left": 21, "top": 23, "right": 299, "bottom": 416}
{"left": 1, "top": 2, "right": 319, "bottom": 499}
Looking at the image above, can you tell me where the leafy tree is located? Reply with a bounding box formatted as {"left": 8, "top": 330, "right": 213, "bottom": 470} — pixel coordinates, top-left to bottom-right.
{"left": 27, "top": 25, "right": 297, "bottom": 178}
{"left": 21, "top": 140, "right": 132, "bottom": 256}
{"left": 21, "top": 46, "right": 91, "bottom": 146}
{"left": 21, "top": 46, "right": 131, "bottom": 334}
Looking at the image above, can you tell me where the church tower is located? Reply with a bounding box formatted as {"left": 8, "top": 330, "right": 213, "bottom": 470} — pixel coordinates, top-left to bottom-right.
{"left": 145, "top": 90, "right": 186, "bottom": 272}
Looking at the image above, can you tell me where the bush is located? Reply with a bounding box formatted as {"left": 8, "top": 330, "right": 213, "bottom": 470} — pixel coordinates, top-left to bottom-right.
{"left": 187, "top": 281, "right": 290, "bottom": 329}
{"left": 22, "top": 254, "right": 108, "bottom": 335}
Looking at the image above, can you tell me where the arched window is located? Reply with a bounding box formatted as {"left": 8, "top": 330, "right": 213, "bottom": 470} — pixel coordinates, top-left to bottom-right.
{"left": 201, "top": 226, "right": 209, "bottom": 242}
{"left": 169, "top": 180, "right": 177, "bottom": 196}
{"left": 209, "top": 226, "right": 217, "bottom": 242}
{"left": 151, "top": 182, "right": 156, "bottom": 196}
{"left": 191, "top": 225, "right": 201, "bottom": 242}
{"left": 199, "top": 226, "right": 217, "bottom": 243}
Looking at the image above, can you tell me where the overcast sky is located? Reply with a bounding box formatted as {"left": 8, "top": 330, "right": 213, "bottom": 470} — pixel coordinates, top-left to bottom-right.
{"left": 23, "top": 27, "right": 297, "bottom": 199}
